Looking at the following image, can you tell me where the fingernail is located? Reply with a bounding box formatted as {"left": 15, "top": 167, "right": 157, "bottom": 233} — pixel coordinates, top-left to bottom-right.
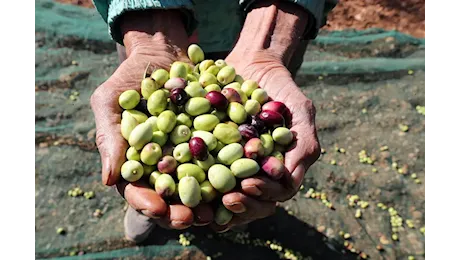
{"left": 227, "top": 202, "right": 246, "bottom": 213}
{"left": 245, "top": 185, "right": 262, "bottom": 196}
{"left": 216, "top": 227, "right": 231, "bottom": 233}
{"left": 171, "top": 220, "right": 191, "bottom": 229}
{"left": 141, "top": 209, "right": 161, "bottom": 219}
{"left": 193, "top": 216, "right": 212, "bottom": 226}
{"left": 193, "top": 220, "right": 212, "bottom": 227}
{"left": 102, "top": 157, "right": 112, "bottom": 185}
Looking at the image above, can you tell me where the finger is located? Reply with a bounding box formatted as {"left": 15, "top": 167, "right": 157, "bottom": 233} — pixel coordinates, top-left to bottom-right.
{"left": 208, "top": 215, "right": 249, "bottom": 233}
{"left": 155, "top": 220, "right": 171, "bottom": 230}
{"left": 192, "top": 203, "right": 214, "bottom": 226}
{"left": 288, "top": 163, "right": 306, "bottom": 193}
{"left": 164, "top": 204, "right": 194, "bottom": 230}
{"left": 209, "top": 193, "right": 276, "bottom": 232}
{"left": 226, "top": 215, "right": 252, "bottom": 228}
{"left": 209, "top": 222, "right": 231, "bottom": 233}
{"left": 222, "top": 192, "right": 276, "bottom": 219}
{"left": 116, "top": 180, "right": 168, "bottom": 218}
{"left": 240, "top": 176, "right": 287, "bottom": 201}
{"left": 241, "top": 167, "right": 307, "bottom": 203}
{"left": 283, "top": 125, "right": 319, "bottom": 191}
{"left": 91, "top": 85, "right": 127, "bottom": 186}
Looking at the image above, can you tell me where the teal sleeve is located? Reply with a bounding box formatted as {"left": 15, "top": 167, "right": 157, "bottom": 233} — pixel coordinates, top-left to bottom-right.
{"left": 239, "top": 0, "right": 338, "bottom": 39}
{"left": 91, "top": 0, "right": 196, "bottom": 45}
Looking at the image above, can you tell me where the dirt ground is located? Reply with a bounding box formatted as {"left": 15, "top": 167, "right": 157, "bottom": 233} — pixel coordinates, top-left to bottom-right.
{"left": 36, "top": 1, "right": 424, "bottom": 259}
{"left": 324, "top": 0, "right": 425, "bottom": 38}
{"left": 55, "top": 0, "right": 425, "bottom": 38}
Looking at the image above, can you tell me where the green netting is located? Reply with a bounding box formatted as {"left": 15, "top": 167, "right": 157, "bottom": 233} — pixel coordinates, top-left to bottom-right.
{"left": 299, "top": 57, "right": 424, "bottom": 75}
{"left": 314, "top": 28, "right": 425, "bottom": 46}
{"left": 35, "top": 0, "right": 425, "bottom": 259}
{"left": 35, "top": 0, "right": 111, "bottom": 44}
{"left": 39, "top": 245, "right": 196, "bottom": 260}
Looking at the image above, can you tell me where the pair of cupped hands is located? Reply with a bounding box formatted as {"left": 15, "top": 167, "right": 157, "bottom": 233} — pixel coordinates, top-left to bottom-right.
{"left": 90, "top": 39, "right": 321, "bottom": 232}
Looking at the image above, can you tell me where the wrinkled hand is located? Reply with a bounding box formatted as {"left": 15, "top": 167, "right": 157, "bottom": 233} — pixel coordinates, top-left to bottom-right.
{"left": 213, "top": 52, "right": 321, "bottom": 231}
{"left": 90, "top": 50, "right": 214, "bottom": 229}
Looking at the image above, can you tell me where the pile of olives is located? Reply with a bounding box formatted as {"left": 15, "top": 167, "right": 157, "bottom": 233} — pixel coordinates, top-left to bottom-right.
{"left": 118, "top": 44, "right": 294, "bottom": 225}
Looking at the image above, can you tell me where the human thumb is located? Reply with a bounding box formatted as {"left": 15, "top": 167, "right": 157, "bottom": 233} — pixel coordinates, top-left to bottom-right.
{"left": 91, "top": 88, "right": 128, "bottom": 186}
{"left": 96, "top": 127, "right": 128, "bottom": 186}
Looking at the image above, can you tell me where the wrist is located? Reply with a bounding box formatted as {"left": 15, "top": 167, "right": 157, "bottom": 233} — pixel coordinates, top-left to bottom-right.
{"left": 120, "top": 10, "right": 190, "bottom": 58}
{"left": 229, "top": 1, "right": 310, "bottom": 66}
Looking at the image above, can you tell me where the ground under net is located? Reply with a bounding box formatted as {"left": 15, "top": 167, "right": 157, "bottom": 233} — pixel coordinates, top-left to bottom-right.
{"left": 35, "top": 1, "right": 425, "bottom": 259}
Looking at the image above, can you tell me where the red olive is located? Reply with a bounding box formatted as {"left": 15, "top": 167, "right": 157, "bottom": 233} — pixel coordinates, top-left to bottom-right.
{"left": 205, "top": 91, "right": 229, "bottom": 110}
{"left": 258, "top": 110, "right": 285, "bottom": 127}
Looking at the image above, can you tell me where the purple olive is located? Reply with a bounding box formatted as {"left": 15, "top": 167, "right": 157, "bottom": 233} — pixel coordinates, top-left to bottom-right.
{"left": 251, "top": 116, "right": 267, "bottom": 133}
{"left": 238, "top": 124, "right": 259, "bottom": 140}
{"left": 189, "top": 137, "right": 209, "bottom": 161}
{"left": 134, "top": 99, "right": 150, "bottom": 115}
{"left": 170, "top": 88, "right": 189, "bottom": 106}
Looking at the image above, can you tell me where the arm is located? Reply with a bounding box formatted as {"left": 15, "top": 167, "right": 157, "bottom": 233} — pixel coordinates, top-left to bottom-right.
{"left": 91, "top": 10, "right": 213, "bottom": 229}
{"left": 230, "top": 0, "right": 311, "bottom": 66}
{"left": 217, "top": 1, "right": 322, "bottom": 230}
{"left": 228, "top": 0, "right": 338, "bottom": 69}
{"left": 91, "top": 0, "right": 196, "bottom": 45}
{"left": 239, "top": 0, "right": 339, "bottom": 40}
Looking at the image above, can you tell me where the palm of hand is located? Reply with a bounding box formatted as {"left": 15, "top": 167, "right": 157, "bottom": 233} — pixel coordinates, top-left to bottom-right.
{"left": 208, "top": 57, "right": 321, "bottom": 231}
{"left": 91, "top": 51, "right": 321, "bottom": 232}
{"left": 228, "top": 58, "right": 321, "bottom": 201}
{"left": 91, "top": 53, "right": 214, "bottom": 229}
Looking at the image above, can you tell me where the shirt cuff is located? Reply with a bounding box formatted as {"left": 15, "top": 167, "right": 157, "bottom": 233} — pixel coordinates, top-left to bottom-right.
{"left": 239, "top": 0, "right": 338, "bottom": 39}
{"left": 107, "top": 0, "right": 197, "bottom": 45}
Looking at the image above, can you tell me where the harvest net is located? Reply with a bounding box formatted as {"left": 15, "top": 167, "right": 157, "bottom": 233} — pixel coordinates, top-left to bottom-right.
{"left": 35, "top": 1, "right": 425, "bottom": 259}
